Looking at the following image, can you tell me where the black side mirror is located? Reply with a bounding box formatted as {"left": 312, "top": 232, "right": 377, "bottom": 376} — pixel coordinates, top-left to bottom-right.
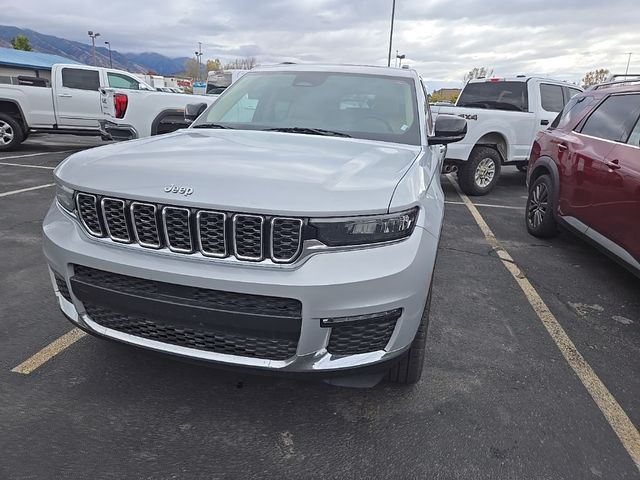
{"left": 428, "top": 115, "right": 467, "bottom": 145}
{"left": 185, "top": 103, "right": 207, "bottom": 123}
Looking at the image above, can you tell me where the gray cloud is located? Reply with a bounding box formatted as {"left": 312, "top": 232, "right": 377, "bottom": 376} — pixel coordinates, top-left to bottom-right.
{"left": 3, "top": 0, "right": 638, "bottom": 88}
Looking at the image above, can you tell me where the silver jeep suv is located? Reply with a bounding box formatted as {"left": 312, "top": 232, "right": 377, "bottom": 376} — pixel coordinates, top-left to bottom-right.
{"left": 43, "top": 65, "right": 466, "bottom": 385}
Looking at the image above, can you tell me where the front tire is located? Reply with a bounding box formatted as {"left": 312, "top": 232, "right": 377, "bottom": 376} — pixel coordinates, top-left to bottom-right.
{"left": 0, "top": 114, "right": 24, "bottom": 151}
{"left": 526, "top": 174, "right": 558, "bottom": 238}
{"left": 386, "top": 288, "right": 432, "bottom": 385}
{"left": 457, "top": 146, "right": 502, "bottom": 195}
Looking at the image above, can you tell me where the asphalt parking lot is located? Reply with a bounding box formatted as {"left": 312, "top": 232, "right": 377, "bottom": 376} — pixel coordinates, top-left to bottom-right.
{"left": 1, "top": 135, "right": 639, "bottom": 480}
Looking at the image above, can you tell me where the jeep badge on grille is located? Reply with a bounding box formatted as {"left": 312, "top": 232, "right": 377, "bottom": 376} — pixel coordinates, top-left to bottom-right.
{"left": 164, "top": 184, "right": 194, "bottom": 196}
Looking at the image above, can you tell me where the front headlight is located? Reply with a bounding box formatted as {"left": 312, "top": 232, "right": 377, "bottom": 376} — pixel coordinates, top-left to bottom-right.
{"left": 310, "top": 207, "right": 418, "bottom": 246}
{"left": 55, "top": 180, "right": 75, "bottom": 214}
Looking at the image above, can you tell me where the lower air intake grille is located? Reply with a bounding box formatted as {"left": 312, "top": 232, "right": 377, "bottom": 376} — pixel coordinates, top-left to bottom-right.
{"left": 327, "top": 318, "right": 398, "bottom": 355}
{"left": 71, "top": 266, "right": 302, "bottom": 361}
{"left": 83, "top": 303, "right": 299, "bottom": 360}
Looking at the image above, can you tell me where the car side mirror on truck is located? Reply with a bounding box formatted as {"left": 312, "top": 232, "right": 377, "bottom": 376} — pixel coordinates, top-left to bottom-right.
{"left": 184, "top": 103, "right": 208, "bottom": 123}
{"left": 428, "top": 115, "right": 467, "bottom": 145}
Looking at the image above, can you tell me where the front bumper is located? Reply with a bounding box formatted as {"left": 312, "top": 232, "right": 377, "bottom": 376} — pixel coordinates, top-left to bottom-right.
{"left": 43, "top": 203, "right": 439, "bottom": 375}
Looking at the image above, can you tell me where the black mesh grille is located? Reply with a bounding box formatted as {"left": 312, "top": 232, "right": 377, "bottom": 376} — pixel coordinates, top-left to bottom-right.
{"left": 131, "top": 203, "right": 160, "bottom": 248}
{"left": 198, "top": 211, "right": 226, "bottom": 257}
{"left": 76, "top": 193, "right": 102, "bottom": 236}
{"left": 74, "top": 192, "right": 304, "bottom": 264}
{"left": 53, "top": 273, "right": 72, "bottom": 302}
{"left": 272, "top": 218, "right": 302, "bottom": 262}
{"left": 163, "top": 207, "right": 192, "bottom": 252}
{"left": 327, "top": 318, "right": 398, "bottom": 355}
{"left": 234, "top": 215, "right": 263, "bottom": 260}
{"left": 83, "top": 303, "right": 298, "bottom": 360}
{"left": 72, "top": 265, "right": 302, "bottom": 318}
{"left": 102, "top": 198, "right": 130, "bottom": 242}
{"left": 72, "top": 265, "right": 301, "bottom": 361}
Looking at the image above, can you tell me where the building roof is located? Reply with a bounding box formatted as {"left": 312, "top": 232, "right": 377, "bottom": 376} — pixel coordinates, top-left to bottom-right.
{"left": 0, "top": 47, "right": 81, "bottom": 70}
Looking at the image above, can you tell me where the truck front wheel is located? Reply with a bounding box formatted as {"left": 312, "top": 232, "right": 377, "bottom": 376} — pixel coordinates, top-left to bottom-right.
{"left": 457, "top": 146, "right": 501, "bottom": 195}
{"left": 0, "top": 114, "right": 24, "bottom": 151}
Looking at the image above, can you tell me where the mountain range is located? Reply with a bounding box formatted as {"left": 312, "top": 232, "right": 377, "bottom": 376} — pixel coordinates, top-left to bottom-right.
{"left": 0, "top": 25, "right": 189, "bottom": 75}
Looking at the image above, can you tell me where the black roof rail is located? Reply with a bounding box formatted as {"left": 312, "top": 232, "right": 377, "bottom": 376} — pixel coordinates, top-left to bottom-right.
{"left": 590, "top": 77, "right": 640, "bottom": 90}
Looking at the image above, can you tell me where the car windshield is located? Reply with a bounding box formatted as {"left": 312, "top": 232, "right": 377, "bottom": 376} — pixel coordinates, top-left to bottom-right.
{"left": 193, "top": 70, "right": 421, "bottom": 145}
{"left": 457, "top": 81, "right": 528, "bottom": 112}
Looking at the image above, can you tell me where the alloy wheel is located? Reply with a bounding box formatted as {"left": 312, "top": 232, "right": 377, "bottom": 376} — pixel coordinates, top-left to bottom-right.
{"left": 528, "top": 182, "right": 549, "bottom": 228}
{"left": 0, "top": 120, "right": 14, "bottom": 145}
{"left": 475, "top": 158, "right": 496, "bottom": 188}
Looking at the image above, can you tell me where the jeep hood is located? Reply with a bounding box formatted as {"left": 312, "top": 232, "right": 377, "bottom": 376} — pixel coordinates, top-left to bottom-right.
{"left": 56, "top": 129, "right": 421, "bottom": 216}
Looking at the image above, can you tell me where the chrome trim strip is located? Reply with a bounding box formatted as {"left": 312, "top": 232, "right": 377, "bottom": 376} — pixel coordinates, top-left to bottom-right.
{"left": 270, "top": 217, "right": 303, "bottom": 263}
{"left": 75, "top": 193, "right": 103, "bottom": 237}
{"left": 130, "top": 202, "right": 161, "bottom": 249}
{"left": 100, "top": 197, "right": 131, "bottom": 243}
{"left": 574, "top": 131, "right": 640, "bottom": 150}
{"left": 233, "top": 214, "right": 264, "bottom": 261}
{"left": 196, "top": 210, "right": 227, "bottom": 258}
{"left": 162, "top": 206, "right": 193, "bottom": 253}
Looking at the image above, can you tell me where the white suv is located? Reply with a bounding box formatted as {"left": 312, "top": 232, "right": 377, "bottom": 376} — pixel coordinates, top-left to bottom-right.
{"left": 43, "top": 65, "right": 466, "bottom": 386}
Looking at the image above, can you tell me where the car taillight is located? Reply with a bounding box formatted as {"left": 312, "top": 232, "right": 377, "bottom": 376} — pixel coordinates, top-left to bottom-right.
{"left": 114, "top": 93, "right": 128, "bottom": 119}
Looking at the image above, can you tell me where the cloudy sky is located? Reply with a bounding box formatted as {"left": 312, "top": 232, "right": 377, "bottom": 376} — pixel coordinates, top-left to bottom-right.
{"left": 3, "top": 0, "right": 639, "bottom": 88}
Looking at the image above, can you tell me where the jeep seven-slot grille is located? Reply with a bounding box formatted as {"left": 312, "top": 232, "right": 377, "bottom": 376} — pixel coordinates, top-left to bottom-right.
{"left": 74, "top": 193, "right": 304, "bottom": 263}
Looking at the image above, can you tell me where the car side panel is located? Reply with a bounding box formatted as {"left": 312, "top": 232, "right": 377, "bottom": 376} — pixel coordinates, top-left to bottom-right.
{"left": 595, "top": 142, "right": 640, "bottom": 261}
{"left": 556, "top": 132, "right": 615, "bottom": 229}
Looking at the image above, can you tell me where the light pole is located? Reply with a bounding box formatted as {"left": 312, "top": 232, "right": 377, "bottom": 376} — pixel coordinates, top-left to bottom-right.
{"left": 397, "top": 53, "right": 406, "bottom": 68}
{"left": 195, "top": 42, "right": 203, "bottom": 84}
{"left": 387, "top": 0, "right": 396, "bottom": 67}
{"left": 88, "top": 31, "right": 101, "bottom": 66}
{"left": 625, "top": 52, "right": 633, "bottom": 75}
{"left": 104, "top": 41, "right": 112, "bottom": 68}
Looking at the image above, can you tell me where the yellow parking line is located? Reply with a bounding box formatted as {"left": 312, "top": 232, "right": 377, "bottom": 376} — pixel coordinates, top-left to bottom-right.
{"left": 0, "top": 183, "right": 54, "bottom": 198}
{"left": 11, "top": 328, "right": 86, "bottom": 375}
{"left": 447, "top": 175, "right": 640, "bottom": 468}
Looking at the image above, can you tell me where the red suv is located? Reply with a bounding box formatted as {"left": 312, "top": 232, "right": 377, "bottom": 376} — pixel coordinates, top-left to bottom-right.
{"left": 525, "top": 80, "right": 640, "bottom": 277}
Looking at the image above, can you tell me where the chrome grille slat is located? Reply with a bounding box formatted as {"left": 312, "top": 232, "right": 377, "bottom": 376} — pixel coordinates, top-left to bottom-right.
{"left": 197, "top": 211, "right": 227, "bottom": 257}
{"left": 131, "top": 202, "right": 161, "bottom": 249}
{"left": 271, "top": 218, "right": 303, "bottom": 263}
{"left": 101, "top": 198, "right": 131, "bottom": 243}
{"left": 74, "top": 192, "right": 303, "bottom": 264}
{"left": 162, "top": 207, "right": 193, "bottom": 253}
{"left": 233, "top": 214, "right": 264, "bottom": 261}
{"left": 76, "top": 193, "right": 103, "bottom": 237}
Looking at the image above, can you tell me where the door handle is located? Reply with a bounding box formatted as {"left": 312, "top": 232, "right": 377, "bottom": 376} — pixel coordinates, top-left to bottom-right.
{"left": 605, "top": 159, "right": 621, "bottom": 170}
{"left": 540, "top": 119, "right": 549, "bottom": 126}
{"left": 58, "top": 93, "right": 73, "bottom": 98}
{"left": 557, "top": 143, "right": 568, "bottom": 152}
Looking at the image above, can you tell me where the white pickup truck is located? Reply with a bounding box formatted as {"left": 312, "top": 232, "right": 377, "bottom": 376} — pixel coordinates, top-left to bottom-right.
{"left": 99, "top": 87, "right": 216, "bottom": 141}
{"left": 0, "top": 63, "right": 159, "bottom": 151}
{"left": 432, "top": 76, "right": 582, "bottom": 195}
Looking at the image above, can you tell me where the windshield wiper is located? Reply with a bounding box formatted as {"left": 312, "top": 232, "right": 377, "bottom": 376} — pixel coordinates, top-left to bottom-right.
{"left": 264, "top": 127, "right": 351, "bottom": 138}
{"left": 192, "top": 123, "right": 232, "bottom": 129}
